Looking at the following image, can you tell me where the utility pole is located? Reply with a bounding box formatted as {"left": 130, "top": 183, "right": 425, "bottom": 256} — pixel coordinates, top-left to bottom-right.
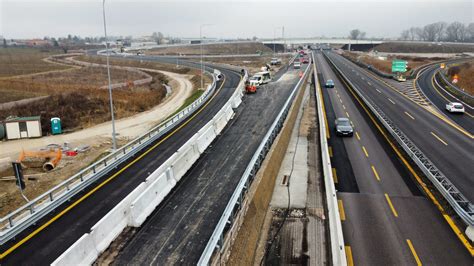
{"left": 102, "top": 0, "right": 117, "bottom": 151}
{"left": 200, "top": 24, "right": 213, "bottom": 90}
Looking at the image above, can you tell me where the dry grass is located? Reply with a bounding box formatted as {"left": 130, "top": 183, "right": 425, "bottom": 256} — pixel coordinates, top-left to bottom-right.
{"left": 75, "top": 55, "right": 193, "bottom": 74}
{"left": 345, "top": 51, "right": 442, "bottom": 74}
{"left": 147, "top": 42, "right": 273, "bottom": 55}
{"left": 375, "top": 42, "right": 474, "bottom": 53}
{"left": 0, "top": 47, "right": 70, "bottom": 77}
{"left": 451, "top": 60, "right": 474, "bottom": 95}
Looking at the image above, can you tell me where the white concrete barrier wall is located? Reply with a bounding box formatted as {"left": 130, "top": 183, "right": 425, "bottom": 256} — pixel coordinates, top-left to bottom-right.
{"left": 130, "top": 171, "right": 175, "bottom": 227}
{"left": 53, "top": 71, "right": 247, "bottom": 265}
{"left": 52, "top": 234, "right": 97, "bottom": 266}
{"left": 197, "top": 123, "right": 218, "bottom": 153}
{"left": 90, "top": 183, "right": 147, "bottom": 253}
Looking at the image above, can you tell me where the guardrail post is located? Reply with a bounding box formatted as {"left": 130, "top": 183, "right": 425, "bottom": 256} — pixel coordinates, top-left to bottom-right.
{"left": 49, "top": 193, "right": 54, "bottom": 201}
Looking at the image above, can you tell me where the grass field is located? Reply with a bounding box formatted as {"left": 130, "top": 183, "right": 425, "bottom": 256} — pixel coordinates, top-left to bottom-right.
{"left": 146, "top": 42, "right": 273, "bottom": 55}
{"left": 0, "top": 47, "right": 70, "bottom": 77}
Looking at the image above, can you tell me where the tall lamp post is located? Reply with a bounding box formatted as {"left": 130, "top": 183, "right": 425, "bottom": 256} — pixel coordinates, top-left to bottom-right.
{"left": 274, "top": 26, "right": 283, "bottom": 54}
{"left": 200, "top": 24, "right": 213, "bottom": 90}
{"left": 102, "top": 0, "right": 117, "bottom": 151}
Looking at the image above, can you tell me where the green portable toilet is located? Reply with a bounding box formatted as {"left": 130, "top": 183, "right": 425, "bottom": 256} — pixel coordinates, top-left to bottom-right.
{"left": 51, "top": 117, "right": 62, "bottom": 135}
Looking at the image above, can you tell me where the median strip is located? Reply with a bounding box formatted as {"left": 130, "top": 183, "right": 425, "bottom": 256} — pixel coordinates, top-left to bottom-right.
{"left": 430, "top": 132, "right": 448, "bottom": 146}
{"left": 384, "top": 193, "right": 399, "bottom": 217}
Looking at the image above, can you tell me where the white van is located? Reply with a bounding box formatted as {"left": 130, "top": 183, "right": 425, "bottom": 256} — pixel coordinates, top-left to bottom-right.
{"left": 249, "top": 71, "right": 272, "bottom": 86}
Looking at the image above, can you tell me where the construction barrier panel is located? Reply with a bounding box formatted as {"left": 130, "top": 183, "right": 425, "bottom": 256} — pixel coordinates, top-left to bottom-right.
{"left": 130, "top": 172, "right": 176, "bottom": 227}
{"left": 197, "top": 123, "right": 218, "bottom": 154}
{"left": 52, "top": 234, "right": 97, "bottom": 266}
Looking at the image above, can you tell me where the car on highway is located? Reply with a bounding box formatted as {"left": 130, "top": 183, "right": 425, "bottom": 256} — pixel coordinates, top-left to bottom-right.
{"left": 293, "top": 61, "right": 301, "bottom": 69}
{"left": 335, "top": 117, "right": 353, "bottom": 136}
{"left": 301, "top": 57, "right": 309, "bottom": 64}
{"left": 445, "top": 102, "right": 465, "bottom": 113}
{"left": 325, "top": 79, "right": 335, "bottom": 88}
{"left": 270, "top": 58, "right": 281, "bottom": 65}
{"left": 249, "top": 71, "right": 271, "bottom": 86}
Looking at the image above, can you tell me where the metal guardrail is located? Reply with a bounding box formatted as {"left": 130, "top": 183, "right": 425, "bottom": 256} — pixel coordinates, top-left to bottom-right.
{"left": 198, "top": 55, "right": 311, "bottom": 265}
{"left": 324, "top": 52, "right": 474, "bottom": 226}
{"left": 0, "top": 65, "right": 218, "bottom": 245}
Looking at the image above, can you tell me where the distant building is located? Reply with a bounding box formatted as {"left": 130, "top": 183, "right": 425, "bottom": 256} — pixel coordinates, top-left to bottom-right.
{"left": 130, "top": 41, "right": 157, "bottom": 48}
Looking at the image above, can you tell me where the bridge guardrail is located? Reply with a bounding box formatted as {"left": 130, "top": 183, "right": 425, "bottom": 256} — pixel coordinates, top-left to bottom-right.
{"left": 0, "top": 64, "right": 218, "bottom": 246}
{"left": 324, "top": 52, "right": 474, "bottom": 227}
{"left": 198, "top": 54, "right": 311, "bottom": 265}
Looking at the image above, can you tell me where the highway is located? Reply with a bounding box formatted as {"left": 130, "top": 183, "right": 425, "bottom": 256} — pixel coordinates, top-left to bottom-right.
{"left": 0, "top": 60, "right": 242, "bottom": 265}
{"left": 417, "top": 63, "right": 474, "bottom": 132}
{"left": 315, "top": 52, "right": 471, "bottom": 265}
{"left": 324, "top": 51, "right": 474, "bottom": 205}
{"left": 113, "top": 63, "right": 306, "bottom": 264}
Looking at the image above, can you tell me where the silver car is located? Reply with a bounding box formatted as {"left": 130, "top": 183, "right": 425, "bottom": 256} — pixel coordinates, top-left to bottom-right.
{"left": 335, "top": 118, "right": 353, "bottom": 136}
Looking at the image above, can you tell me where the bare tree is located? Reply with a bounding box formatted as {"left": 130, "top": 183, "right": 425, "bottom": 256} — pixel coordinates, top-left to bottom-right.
{"left": 408, "top": 27, "right": 419, "bottom": 41}
{"left": 423, "top": 23, "right": 438, "bottom": 41}
{"left": 400, "top": 30, "right": 410, "bottom": 40}
{"left": 415, "top": 27, "right": 426, "bottom": 41}
{"left": 349, "top": 29, "right": 366, "bottom": 40}
{"left": 152, "top": 32, "right": 164, "bottom": 44}
{"left": 446, "top": 22, "right": 465, "bottom": 42}
{"left": 468, "top": 23, "right": 474, "bottom": 42}
{"left": 434, "top": 22, "right": 447, "bottom": 41}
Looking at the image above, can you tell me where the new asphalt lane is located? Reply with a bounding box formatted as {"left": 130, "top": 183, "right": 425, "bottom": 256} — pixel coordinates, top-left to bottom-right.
{"left": 113, "top": 63, "right": 307, "bottom": 264}
{"left": 315, "top": 52, "right": 471, "bottom": 265}
{"left": 0, "top": 59, "right": 242, "bottom": 265}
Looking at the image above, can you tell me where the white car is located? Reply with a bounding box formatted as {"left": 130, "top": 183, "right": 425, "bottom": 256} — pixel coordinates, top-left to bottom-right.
{"left": 294, "top": 61, "right": 301, "bottom": 69}
{"left": 445, "top": 102, "right": 465, "bottom": 113}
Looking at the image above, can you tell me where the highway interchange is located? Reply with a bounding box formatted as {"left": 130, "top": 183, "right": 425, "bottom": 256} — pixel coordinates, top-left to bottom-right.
{"left": 0, "top": 49, "right": 472, "bottom": 265}
{"left": 315, "top": 51, "right": 471, "bottom": 265}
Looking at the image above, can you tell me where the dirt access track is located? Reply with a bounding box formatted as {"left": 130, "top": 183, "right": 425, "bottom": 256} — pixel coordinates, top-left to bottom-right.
{"left": 0, "top": 69, "right": 193, "bottom": 161}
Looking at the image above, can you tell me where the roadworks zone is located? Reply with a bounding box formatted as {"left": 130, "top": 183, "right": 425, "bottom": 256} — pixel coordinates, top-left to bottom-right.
{"left": 209, "top": 72, "right": 309, "bottom": 265}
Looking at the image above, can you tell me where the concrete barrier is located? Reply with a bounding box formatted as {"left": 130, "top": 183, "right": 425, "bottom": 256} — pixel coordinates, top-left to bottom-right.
{"left": 197, "top": 123, "right": 217, "bottom": 154}
{"left": 53, "top": 70, "right": 248, "bottom": 265}
{"left": 130, "top": 172, "right": 175, "bottom": 227}
{"left": 90, "top": 183, "right": 147, "bottom": 253}
{"left": 172, "top": 143, "right": 200, "bottom": 182}
{"left": 52, "top": 234, "right": 97, "bottom": 266}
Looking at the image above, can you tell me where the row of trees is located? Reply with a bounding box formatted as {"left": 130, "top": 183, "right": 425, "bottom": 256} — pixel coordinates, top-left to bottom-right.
{"left": 400, "top": 22, "right": 474, "bottom": 42}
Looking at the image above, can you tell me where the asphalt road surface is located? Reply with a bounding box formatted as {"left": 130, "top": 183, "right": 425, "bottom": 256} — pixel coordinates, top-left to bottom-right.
{"left": 113, "top": 63, "right": 307, "bottom": 265}
{"left": 324, "top": 51, "right": 474, "bottom": 204}
{"left": 417, "top": 63, "right": 474, "bottom": 133}
{"left": 0, "top": 61, "right": 242, "bottom": 265}
{"left": 315, "top": 52, "right": 471, "bottom": 265}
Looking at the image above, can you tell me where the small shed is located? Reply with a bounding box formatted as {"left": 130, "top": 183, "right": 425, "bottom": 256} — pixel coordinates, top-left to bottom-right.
{"left": 4, "top": 116, "right": 42, "bottom": 140}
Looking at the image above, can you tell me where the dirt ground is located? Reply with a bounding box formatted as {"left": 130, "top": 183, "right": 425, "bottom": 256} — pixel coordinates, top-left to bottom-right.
{"left": 0, "top": 68, "right": 194, "bottom": 217}
{"left": 145, "top": 42, "right": 273, "bottom": 55}
{"left": 344, "top": 51, "right": 443, "bottom": 74}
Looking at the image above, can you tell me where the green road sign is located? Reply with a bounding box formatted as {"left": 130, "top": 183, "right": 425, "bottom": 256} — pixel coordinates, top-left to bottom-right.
{"left": 392, "top": 60, "right": 407, "bottom": 73}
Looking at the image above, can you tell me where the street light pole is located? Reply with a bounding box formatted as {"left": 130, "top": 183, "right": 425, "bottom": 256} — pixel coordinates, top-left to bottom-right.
{"left": 102, "top": 0, "right": 117, "bottom": 151}
{"left": 200, "top": 24, "right": 212, "bottom": 90}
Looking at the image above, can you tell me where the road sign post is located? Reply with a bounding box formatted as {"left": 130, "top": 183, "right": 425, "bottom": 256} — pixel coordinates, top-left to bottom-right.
{"left": 12, "top": 162, "right": 29, "bottom": 202}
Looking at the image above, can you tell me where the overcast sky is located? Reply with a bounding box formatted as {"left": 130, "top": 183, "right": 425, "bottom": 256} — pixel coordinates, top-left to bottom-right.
{"left": 1, "top": 0, "right": 473, "bottom": 39}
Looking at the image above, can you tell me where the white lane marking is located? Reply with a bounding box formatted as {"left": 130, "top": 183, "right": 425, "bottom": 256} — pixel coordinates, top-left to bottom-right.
{"left": 388, "top": 98, "right": 396, "bottom": 105}
{"left": 368, "top": 82, "right": 372, "bottom": 86}
{"left": 376, "top": 88, "right": 381, "bottom": 93}
{"left": 405, "top": 111, "right": 415, "bottom": 120}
